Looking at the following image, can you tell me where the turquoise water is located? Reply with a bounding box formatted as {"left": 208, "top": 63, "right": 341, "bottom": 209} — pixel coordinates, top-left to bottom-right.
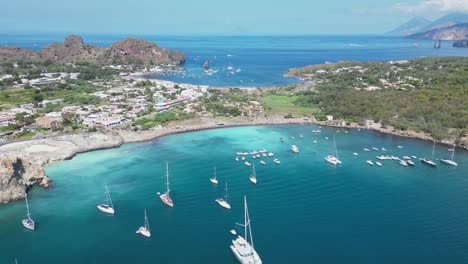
{"left": 1, "top": 125, "right": 468, "bottom": 263}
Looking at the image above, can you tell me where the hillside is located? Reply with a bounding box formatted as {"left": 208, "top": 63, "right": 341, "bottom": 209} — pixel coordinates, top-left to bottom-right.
{"left": 386, "top": 17, "right": 432, "bottom": 36}
{"left": 419, "top": 12, "right": 468, "bottom": 32}
{"left": 406, "top": 23, "right": 468, "bottom": 40}
{"left": 0, "top": 35, "right": 185, "bottom": 67}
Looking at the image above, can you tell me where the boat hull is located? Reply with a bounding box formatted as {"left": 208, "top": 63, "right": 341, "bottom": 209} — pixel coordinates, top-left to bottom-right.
{"left": 97, "top": 204, "right": 115, "bottom": 214}
{"left": 22, "top": 219, "right": 35, "bottom": 230}
{"left": 215, "top": 199, "right": 231, "bottom": 209}
{"left": 159, "top": 193, "right": 174, "bottom": 208}
{"left": 440, "top": 159, "right": 458, "bottom": 166}
{"left": 136, "top": 227, "right": 151, "bottom": 237}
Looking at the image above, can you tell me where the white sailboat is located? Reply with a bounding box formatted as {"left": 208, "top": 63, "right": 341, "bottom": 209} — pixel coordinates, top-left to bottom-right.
{"left": 22, "top": 193, "right": 35, "bottom": 230}
{"left": 421, "top": 141, "right": 437, "bottom": 167}
{"left": 249, "top": 164, "right": 257, "bottom": 184}
{"left": 159, "top": 162, "right": 174, "bottom": 207}
{"left": 325, "top": 134, "right": 342, "bottom": 165}
{"left": 215, "top": 182, "right": 231, "bottom": 209}
{"left": 136, "top": 209, "right": 151, "bottom": 238}
{"left": 97, "top": 184, "right": 115, "bottom": 215}
{"left": 230, "top": 196, "right": 262, "bottom": 264}
{"left": 440, "top": 144, "right": 458, "bottom": 166}
{"left": 210, "top": 166, "right": 219, "bottom": 184}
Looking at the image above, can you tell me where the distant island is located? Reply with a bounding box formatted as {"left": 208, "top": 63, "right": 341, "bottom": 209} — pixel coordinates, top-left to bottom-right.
{"left": 387, "top": 12, "right": 468, "bottom": 40}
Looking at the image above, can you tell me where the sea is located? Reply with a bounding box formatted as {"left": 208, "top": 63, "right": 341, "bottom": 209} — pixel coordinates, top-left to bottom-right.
{"left": 0, "top": 34, "right": 466, "bottom": 87}
{"left": 0, "top": 35, "right": 467, "bottom": 263}
{"left": 0, "top": 125, "right": 467, "bottom": 263}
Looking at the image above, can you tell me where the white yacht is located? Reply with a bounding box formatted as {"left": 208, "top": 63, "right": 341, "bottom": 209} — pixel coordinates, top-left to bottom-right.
{"left": 242, "top": 156, "right": 246, "bottom": 161}
{"left": 402, "top": 156, "right": 411, "bottom": 160}
{"left": 353, "top": 152, "right": 359, "bottom": 156}
{"left": 210, "top": 166, "right": 219, "bottom": 184}
{"left": 364, "top": 148, "right": 370, "bottom": 152}
{"left": 399, "top": 160, "right": 408, "bottom": 167}
{"left": 97, "top": 184, "right": 115, "bottom": 215}
{"left": 366, "top": 160, "right": 374, "bottom": 166}
{"left": 235, "top": 157, "right": 239, "bottom": 162}
{"left": 273, "top": 158, "right": 280, "bottom": 164}
{"left": 136, "top": 209, "right": 151, "bottom": 238}
{"left": 22, "top": 193, "right": 35, "bottom": 230}
{"left": 159, "top": 162, "right": 174, "bottom": 207}
{"left": 313, "top": 140, "right": 317, "bottom": 144}
{"left": 291, "top": 145, "right": 299, "bottom": 153}
{"left": 421, "top": 141, "right": 437, "bottom": 167}
{"left": 407, "top": 160, "right": 415, "bottom": 166}
{"left": 215, "top": 182, "right": 231, "bottom": 209}
{"left": 259, "top": 160, "right": 266, "bottom": 165}
{"left": 325, "top": 134, "right": 341, "bottom": 165}
{"left": 230, "top": 229, "right": 237, "bottom": 235}
{"left": 440, "top": 144, "right": 458, "bottom": 166}
{"left": 249, "top": 164, "right": 257, "bottom": 184}
{"left": 376, "top": 162, "right": 382, "bottom": 167}
{"left": 372, "top": 147, "right": 379, "bottom": 151}
{"left": 267, "top": 152, "right": 274, "bottom": 157}
{"left": 381, "top": 148, "right": 387, "bottom": 151}
{"left": 244, "top": 162, "right": 251, "bottom": 166}
{"left": 230, "top": 196, "right": 262, "bottom": 264}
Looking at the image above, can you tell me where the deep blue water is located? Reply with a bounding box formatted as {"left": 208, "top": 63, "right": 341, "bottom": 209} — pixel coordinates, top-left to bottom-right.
{"left": 0, "top": 125, "right": 467, "bottom": 263}
{"left": 0, "top": 34, "right": 466, "bottom": 87}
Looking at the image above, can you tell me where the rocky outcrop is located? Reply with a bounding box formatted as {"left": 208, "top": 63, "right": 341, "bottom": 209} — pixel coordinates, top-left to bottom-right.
{"left": 0, "top": 156, "right": 49, "bottom": 204}
{"left": 453, "top": 40, "right": 468, "bottom": 47}
{"left": 0, "top": 46, "right": 40, "bottom": 62}
{"left": 1, "top": 35, "right": 185, "bottom": 67}
{"left": 100, "top": 38, "right": 185, "bottom": 66}
{"left": 406, "top": 23, "right": 468, "bottom": 40}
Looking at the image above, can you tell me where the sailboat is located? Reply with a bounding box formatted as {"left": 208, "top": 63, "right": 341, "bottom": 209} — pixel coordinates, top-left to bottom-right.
{"left": 159, "top": 162, "right": 174, "bottom": 207}
{"left": 421, "top": 141, "right": 437, "bottom": 167}
{"left": 325, "top": 134, "right": 342, "bottom": 165}
{"left": 440, "top": 144, "right": 458, "bottom": 166}
{"left": 230, "top": 196, "right": 262, "bottom": 264}
{"left": 249, "top": 164, "right": 257, "bottom": 184}
{"left": 215, "top": 182, "right": 231, "bottom": 209}
{"left": 136, "top": 209, "right": 151, "bottom": 238}
{"left": 97, "top": 184, "right": 115, "bottom": 215}
{"left": 210, "top": 166, "right": 219, "bottom": 184}
{"left": 22, "top": 193, "right": 35, "bottom": 230}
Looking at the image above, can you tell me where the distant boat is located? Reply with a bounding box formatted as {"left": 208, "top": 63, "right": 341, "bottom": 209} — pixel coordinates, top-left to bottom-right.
{"left": 397, "top": 146, "right": 403, "bottom": 149}
{"left": 136, "top": 209, "right": 151, "bottom": 238}
{"left": 260, "top": 160, "right": 266, "bottom": 165}
{"left": 353, "top": 152, "right": 359, "bottom": 156}
{"left": 22, "top": 193, "right": 35, "bottom": 230}
{"left": 399, "top": 160, "right": 408, "bottom": 167}
{"left": 421, "top": 141, "right": 437, "bottom": 167}
{"left": 434, "top": 40, "right": 441, "bottom": 49}
{"left": 215, "top": 182, "right": 231, "bottom": 209}
{"left": 273, "top": 158, "right": 281, "bottom": 164}
{"left": 267, "top": 152, "right": 274, "bottom": 157}
{"left": 210, "top": 166, "right": 219, "bottom": 184}
{"left": 244, "top": 161, "right": 251, "bottom": 166}
{"left": 364, "top": 148, "right": 370, "bottom": 152}
{"left": 372, "top": 147, "right": 379, "bottom": 151}
{"left": 407, "top": 160, "right": 415, "bottom": 166}
{"left": 325, "top": 137, "right": 329, "bottom": 140}
{"left": 381, "top": 148, "right": 387, "bottom": 152}
{"left": 366, "top": 160, "right": 374, "bottom": 166}
{"left": 159, "top": 162, "right": 174, "bottom": 207}
{"left": 241, "top": 156, "right": 246, "bottom": 161}
{"left": 312, "top": 129, "right": 321, "bottom": 133}
{"left": 376, "top": 162, "right": 382, "bottom": 167}
{"left": 291, "top": 145, "right": 299, "bottom": 153}
{"left": 97, "top": 184, "right": 115, "bottom": 215}
{"left": 235, "top": 157, "right": 239, "bottom": 162}
{"left": 202, "top": 60, "right": 210, "bottom": 69}
{"left": 440, "top": 144, "right": 458, "bottom": 166}
{"left": 230, "top": 196, "right": 262, "bottom": 264}
{"left": 249, "top": 164, "right": 257, "bottom": 184}
{"left": 230, "top": 229, "right": 237, "bottom": 235}
{"left": 313, "top": 140, "right": 317, "bottom": 144}
{"left": 325, "top": 134, "right": 341, "bottom": 165}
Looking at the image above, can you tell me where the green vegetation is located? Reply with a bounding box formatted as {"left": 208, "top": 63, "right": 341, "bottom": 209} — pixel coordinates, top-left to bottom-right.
{"left": 135, "top": 110, "right": 194, "bottom": 130}
{"left": 288, "top": 57, "right": 468, "bottom": 141}
{"left": 260, "top": 95, "right": 317, "bottom": 116}
{"left": 15, "top": 131, "right": 35, "bottom": 139}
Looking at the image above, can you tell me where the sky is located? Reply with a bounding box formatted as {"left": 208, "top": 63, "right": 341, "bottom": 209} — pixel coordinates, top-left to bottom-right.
{"left": 1, "top": 0, "right": 467, "bottom": 35}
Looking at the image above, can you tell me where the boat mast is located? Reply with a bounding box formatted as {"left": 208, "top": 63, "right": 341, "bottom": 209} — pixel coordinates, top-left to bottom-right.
{"left": 144, "top": 209, "right": 149, "bottom": 232}
{"left": 245, "top": 196, "right": 255, "bottom": 259}
{"left": 25, "top": 193, "right": 31, "bottom": 220}
{"left": 451, "top": 144, "right": 455, "bottom": 161}
{"left": 106, "top": 184, "right": 113, "bottom": 208}
{"left": 214, "top": 166, "right": 217, "bottom": 180}
{"left": 252, "top": 164, "right": 256, "bottom": 179}
{"left": 225, "top": 182, "right": 229, "bottom": 203}
{"left": 166, "top": 162, "right": 170, "bottom": 194}
{"left": 431, "top": 141, "right": 435, "bottom": 160}
{"left": 334, "top": 134, "right": 339, "bottom": 159}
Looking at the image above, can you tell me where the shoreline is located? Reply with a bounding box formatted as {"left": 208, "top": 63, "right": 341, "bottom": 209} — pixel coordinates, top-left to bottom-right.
{"left": 0, "top": 115, "right": 464, "bottom": 205}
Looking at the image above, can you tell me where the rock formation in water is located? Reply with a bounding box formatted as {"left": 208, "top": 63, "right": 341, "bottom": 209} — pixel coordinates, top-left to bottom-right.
{"left": 453, "top": 39, "right": 468, "bottom": 47}
{"left": 0, "top": 156, "right": 51, "bottom": 204}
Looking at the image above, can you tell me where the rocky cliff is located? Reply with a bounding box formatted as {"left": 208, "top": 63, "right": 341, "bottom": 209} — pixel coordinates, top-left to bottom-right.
{"left": 406, "top": 23, "right": 468, "bottom": 40}
{"left": 0, "top": 35, "right": 185, "bottom": 66}
{"left": 0, "top": 156, "right": 51, "bottom": 204}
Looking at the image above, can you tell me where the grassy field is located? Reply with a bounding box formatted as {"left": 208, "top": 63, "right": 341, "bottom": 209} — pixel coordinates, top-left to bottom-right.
{"left": 0, "top": 88, "right": 79, "bottom": 106}
{"left": 260, "top": 95, "right": 318, "bottom": 116}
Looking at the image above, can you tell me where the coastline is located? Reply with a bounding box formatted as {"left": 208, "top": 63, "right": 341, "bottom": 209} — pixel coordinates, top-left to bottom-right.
{"left": 0, "top": 113, "right": 463, "bottom": 205}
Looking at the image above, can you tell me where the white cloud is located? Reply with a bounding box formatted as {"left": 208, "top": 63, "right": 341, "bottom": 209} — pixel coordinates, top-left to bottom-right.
{"left": 353, "top": 0, "right": 468, "bottom": 16}
{"left": 389, "top": 0, "right": 468, "bottom": 14}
